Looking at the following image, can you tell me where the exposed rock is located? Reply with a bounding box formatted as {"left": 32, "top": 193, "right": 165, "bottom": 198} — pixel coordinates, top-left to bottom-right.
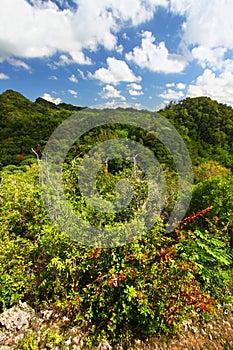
{"left": 40, "top": 309, "right": 53, "bottom": 321}
{"left": 97, "top": 339, "right": 112, "bottom": 350}
{"left": 0, "top": 301, "right": 35, "bottom": 332}
{"left": 0, "top": 302, "right": 232, "bottom": 349}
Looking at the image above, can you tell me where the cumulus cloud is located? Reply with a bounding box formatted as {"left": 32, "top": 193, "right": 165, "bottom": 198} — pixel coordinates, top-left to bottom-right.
{"left": 127, "top": 82, "right": 144, "bottom": 96}
{"left": 166, "top": 82, "right": 186, "bottom": 90}
{"left": 187, "top": 68, "right": 233, "bottom": 106}
{"left": 42, "top": 92, "right": 61, "bottom": 104}
{"left": 53, "top": 54, "right": 92, "bottom": 67}
{"left": 69, "top": 74, "right": 78, "bottom": 83}
{"left": 128, "top": 89, "right": 144, "bottom": 96}
{"left": 126, "top": 31, "right": 187, "bottom": 73}
{"left": 0, "top": 72, "right": 9, "bottom": 80}
{"left": 108, "top": 0, "right": 168, "bottom": 26}
{"left": 159, "top": 88, "right": 184, "bottom": 100}
{"left": 127, "top": 83, "right": 142, "bottom": 90}
{"left": 68, "top": 89, "right": 78, "bottom": 97}
{"left": 170, "top": 0, "right": 233, "bottom": 49}
{"left": 192, "top": 46, "right": 227, "bottom": 71}
{"left": 0, "top": 0, "right": 168, "bottom": 64}
{"left": 89, "top": 57, "right": 141, "bottom": 85}
{"left": 176, "top": 82, "right": 186, "bottom": 90}
{"left": 99, "top": 85, "right": 125, "bottom": 100}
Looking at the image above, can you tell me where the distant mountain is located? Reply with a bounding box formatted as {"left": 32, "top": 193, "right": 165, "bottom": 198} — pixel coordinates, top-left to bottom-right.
{"left": 35, "top": 97, "right": 85, "bottom": 111}
{"left": 0, "top": 90, "right": 232, "bottom": 169}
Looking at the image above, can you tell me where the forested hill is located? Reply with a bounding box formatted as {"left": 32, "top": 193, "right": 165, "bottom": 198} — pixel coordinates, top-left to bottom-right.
{"left": 0, "top": 90, "right": 86, "bottom": 167}
{"left": 160, "top": 97, "right": 233, "bottom": 168}
{"left": 0, "top": 89, "right": 232, "bottom": 169}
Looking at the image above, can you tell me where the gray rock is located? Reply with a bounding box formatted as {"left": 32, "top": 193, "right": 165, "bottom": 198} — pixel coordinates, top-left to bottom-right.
{"left": 0, "top": 301, "right": 35, "bottom": 331}
{"left": 40, "top": 309, "right": 53, "bottom": 320}
{"left": 97, "top": 339, "right": 112, "bottom": 350}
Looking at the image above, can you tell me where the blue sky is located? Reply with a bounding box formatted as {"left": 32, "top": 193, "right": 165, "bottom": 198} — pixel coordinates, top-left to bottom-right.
{"left": 0, "top": 0, "right": 233, "bottom": 110}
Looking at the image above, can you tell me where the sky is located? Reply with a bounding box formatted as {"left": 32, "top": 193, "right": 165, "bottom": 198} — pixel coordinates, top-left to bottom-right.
{"left": 0, "top": 0, "right": 233, "bottom": 110}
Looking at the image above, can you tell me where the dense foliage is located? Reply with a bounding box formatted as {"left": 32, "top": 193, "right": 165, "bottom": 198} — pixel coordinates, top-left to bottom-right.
{"left": 0, "top": 90, "right": 232, "bottom": 347}
{"left": 0, "top": 90, "right": 85, "bottom": 167}
{"left": 160, "top": 97, "right": 233, "bottom": 169}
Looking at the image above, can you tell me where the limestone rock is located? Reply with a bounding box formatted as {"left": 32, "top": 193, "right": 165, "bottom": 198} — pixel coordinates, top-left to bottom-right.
{"left": 0, "top": 301, "right": 35, "bottom": 332}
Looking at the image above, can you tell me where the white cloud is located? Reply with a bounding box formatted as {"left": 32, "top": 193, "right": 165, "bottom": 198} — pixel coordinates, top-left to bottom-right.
{"left": 170, "top": 0, "right": 233, "bottom": 49}
{"left": 0, "top": 0, "right": 169, "bottom": 64}
{"left": 69, "top": 74, "right": 78, "bottom": 83}
{"left": 128, "top": 89, "right": 144, "bottom": 96}
{"left": 7, "top": 58, "right": 31, "bottom": 71}
{"left": 159, "top": 88, "right": 184, "bottom": 100}
{"left": 123, "top": 32, "right": 130, "bottom": 40}
{"left": 187, "top": 68, "right": 233, "bottom": 106}
{"left": 54, "top": 54, "right": 92, "bottom": 67}
{"left": 127, "top": 82, "right": 144, "bottom": 96}
{"left": 68, "top": 89, "right": 78, "bottom": 97}
{"left": 165, "top": 82, "right": 186, "bottom": 90}
{"left": 166, "top": 83, "right": 175, "bottom": 88}
{"left": 42, "top": 93, "right": 61, "bottom": 104}
{"left": 192, "top": 46, "right": 227, "bottom": 71}
{"left": 115, "top": 44, "right": 124, "bottom": 54}
{"left": 127, "top": 83, "right": 142, "bottom": 90}
{"left": 54, "top": 55, "right": 74, "bottom": 66}
{"left": 108, "top": 0, "right": 168, "bottom": 26}
{"left": 93, "top": 100, "right": 143, "bottom": 109}
{"left": 89, "top": 57, "right": 141, "bottom": 85}
{"left": 176, "top": 82, "right": 186, "bottom": 90}
{"left": 99, "top": 85, "right": 125, "bottom": 100}
{"left": 77, "top": 69, "right": 87, "bottom": 80}
{"left": 49, "top": 75, "right": 58, "bottom": 80}
{"left": 169, "top": 0, "right": 191, "bottom": 15}
{"left": 126, "top": 31, "right": 187, "bottom": 73}
{"left": 0, "top": 72, "right": 9, "bottom": 80}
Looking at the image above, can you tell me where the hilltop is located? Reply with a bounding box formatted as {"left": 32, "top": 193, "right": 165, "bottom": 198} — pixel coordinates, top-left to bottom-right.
{"left": 160, "top": 97, "right": 233, "bottom": 168}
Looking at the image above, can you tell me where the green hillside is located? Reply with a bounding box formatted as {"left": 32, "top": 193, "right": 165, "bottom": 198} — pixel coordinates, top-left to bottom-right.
{"left": 0, "top": 90, "right": 86, "bottom": 167}
{"left": 160, "top": 97, "right": 233, "bottom": 168}
{"left": 0, "top": 90, "right": 232, "bottom": 170}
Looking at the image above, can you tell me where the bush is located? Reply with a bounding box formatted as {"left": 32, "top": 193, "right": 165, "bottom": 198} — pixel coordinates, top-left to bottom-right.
{"left": 0, "top": 165, "right": 232, "bottom": 347}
